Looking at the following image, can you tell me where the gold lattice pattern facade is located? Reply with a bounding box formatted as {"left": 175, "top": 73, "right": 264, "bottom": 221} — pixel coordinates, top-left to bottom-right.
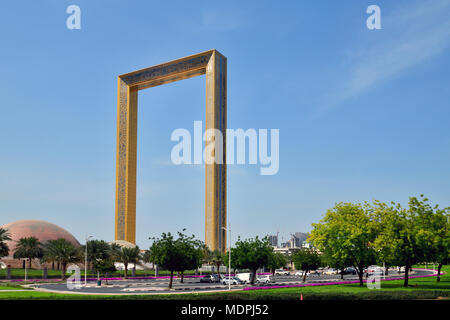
{"left": 115, "top": 50, "right": 227, "bottom": 252}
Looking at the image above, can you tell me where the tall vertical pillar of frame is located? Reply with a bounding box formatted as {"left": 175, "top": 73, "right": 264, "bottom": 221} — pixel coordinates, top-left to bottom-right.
{"left": 115, "top": 79, "right": 138, "bottom": 244}
{"left": 205, "top": 51, "right": 227, "bottom": 252}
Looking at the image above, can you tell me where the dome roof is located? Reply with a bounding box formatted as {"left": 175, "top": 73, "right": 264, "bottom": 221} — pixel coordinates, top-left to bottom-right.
{"left": 109, "top": 240, "right": 136, "bottom": 248}
{"left": 0, "top": 220, "right": 80, "bottom": 256}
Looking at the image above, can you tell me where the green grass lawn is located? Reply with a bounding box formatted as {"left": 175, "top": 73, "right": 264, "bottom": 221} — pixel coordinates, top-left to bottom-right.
{"left": 0, "top": 266, "right": 448, "bottom": 300}
{"left": 0, "top": 283, "right": 33, "bottom": 290}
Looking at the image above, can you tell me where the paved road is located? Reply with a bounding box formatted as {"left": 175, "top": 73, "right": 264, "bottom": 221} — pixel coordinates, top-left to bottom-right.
{"left": 30, "top": 269, "right": 434, "bottom": 295}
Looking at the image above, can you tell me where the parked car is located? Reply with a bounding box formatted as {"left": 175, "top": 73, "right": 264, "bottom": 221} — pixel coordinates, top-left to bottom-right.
{"left": 199, "top": 274, "right": 220, "bottom": 283}
{"left": 199, "top": 275, "right": 212, "bottom": 283}
{"left": 274, "top": 269, "right": 290, "bottom": 276}
{"left": 323, "top": 268, "right": 338, "bottom": 275}
{"left": 222, "top": 277, "right": 243, "bottom": 285}
{"left": 256, "top": 275, "right": 272, "bottom": 284}
{"left": 211, "top": 274, "right": 221, "bottom": 282}
{"left": 295, "top": 270, "right": 309, "bottom": 277}
{"left": 315, "top": 268, "right": 325, "bottom": 275}
{"left": 366, "top": 265, "right": 384, "bottom": 275}
{"left": 342, "top": 267, "right": 357, "bottom": 275}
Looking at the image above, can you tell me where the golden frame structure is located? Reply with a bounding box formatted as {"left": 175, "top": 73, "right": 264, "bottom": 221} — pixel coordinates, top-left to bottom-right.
{"left": 115, "top": 50, "right": 227, "bottom": 252}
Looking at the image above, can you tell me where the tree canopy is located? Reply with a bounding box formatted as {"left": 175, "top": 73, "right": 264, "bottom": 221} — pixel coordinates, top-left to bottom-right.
{"left": 266, "top": 252, "right": 287, "bottom": 275}
{"left": 373, "top": 196, "right": 450, "bottom": 285}
{"left": 148, "top": 230, "right": 203, "bottom": 288}
{"left": 292, "top": 248, "right": 321, "bottom": 282}
{"left": 13, "top": 236, "right": 43, "bottom": 269}
{"left": 228, "top": 236, "right": 273, "bottom": 284}
{"left": 0, "top": 228, "right": 11, "bottom": 259}
{"left": 111, "top": 245, "right": 141, "bottom": 279}
{"left": 43, "top": 238, "right": 82, "bottom": 279}
{"left": 310, "top": 196, "right": 450, "bottom": 287}
{"left": 309, "top": 202, "right": 377, "bottom": 286}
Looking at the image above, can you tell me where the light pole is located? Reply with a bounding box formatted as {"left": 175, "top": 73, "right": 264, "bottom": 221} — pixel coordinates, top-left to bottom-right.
{"left": 222, "top": 225, "right": 231, "bottom": 291}
{"left": 84, "top": 235, "right": 93, "bottom": 286}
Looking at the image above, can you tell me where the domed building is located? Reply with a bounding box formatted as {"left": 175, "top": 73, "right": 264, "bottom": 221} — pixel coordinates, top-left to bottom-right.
{"left": 109, "top": 239, "right": 137, "bottom": 249}
{"left": 0, "top": 220, "right": 80, "bottom": 266}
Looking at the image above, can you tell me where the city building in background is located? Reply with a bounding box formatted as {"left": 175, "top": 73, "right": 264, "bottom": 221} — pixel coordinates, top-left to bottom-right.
{"left": 268, "top": 235, "right": 278, "bottom": 247}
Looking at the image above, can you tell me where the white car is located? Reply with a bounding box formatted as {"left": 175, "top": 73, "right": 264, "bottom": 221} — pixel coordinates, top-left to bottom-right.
{"left": 256, "top": 275, "right": 272, "bottom": 284}
{"left": 366, "top": 265, "right": 384, "bottom": 275}
{"left": 323, "top": 268, "right": 338, "bottom": 275}
{"left": 222, "top": 277, "right": 243, "bottom": 285}
{"left": 295, "top": 270, "right": 309, "bottom": 277}
{"left": 274, "top": 269, "right": 290, "bottom": 276}
{"left": 397, "top": 266, "right": 406, "bottom": 273}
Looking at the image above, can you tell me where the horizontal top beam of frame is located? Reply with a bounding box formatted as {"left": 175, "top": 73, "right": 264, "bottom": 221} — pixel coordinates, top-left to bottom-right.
{"left": 119, "top": 49, "right": 217, "bottom": 90}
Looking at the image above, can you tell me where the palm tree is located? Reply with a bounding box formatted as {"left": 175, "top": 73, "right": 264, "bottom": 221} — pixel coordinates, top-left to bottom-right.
{"left": 201, "top": 246, "right": 213, "bottom": 274}
{"left": 142, "top": 249, "right": 155, "bottom": 275}
{"left": 0, "top": 228, "right": 11, "bottom": 259}
{"left": 43, "top": 238, "right": 82, "bottom": 280}
{"left": 84, "top": 240, "right": 114, "bottom": 280}
{"left": 112, "top": 246, "right": 140, "bottom": 279}
{"left": 83, "top": 239, "right": 111, "bottom": 271}
{"left": 211, "top": 249, "right": 225, "bottom": 279}
{"left": 13, "top": 237, "right": 43, "bottom": 269}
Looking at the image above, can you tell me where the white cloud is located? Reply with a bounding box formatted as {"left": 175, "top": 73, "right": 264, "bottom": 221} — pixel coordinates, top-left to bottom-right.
{"left": 313, "top": 0, "right": 450, "bottom": 118}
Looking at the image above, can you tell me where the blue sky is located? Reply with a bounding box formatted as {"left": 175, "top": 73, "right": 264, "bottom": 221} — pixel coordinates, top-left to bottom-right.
{"left": 1, "top": 0, "right": 450, "bottom": 248}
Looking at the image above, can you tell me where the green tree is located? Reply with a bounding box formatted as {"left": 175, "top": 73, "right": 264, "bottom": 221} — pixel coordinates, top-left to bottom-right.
{"left": 321, "top": 251, "right": 352, "bottom": 280}
{"left": 228, "top": 236, "right": 272, "bottom": 284}
{"left": 201, "top": 245, "right": 213, "bottom": 269}
{"left": 292, "top": 248, "right": 321, "bottom": 282}
{"left": 409, "top": 196, "right": 450, "bottom": 282}
{"left": 309, "top": 202, "right": 377, "bottom": 286}
{"left": 369, "top": 200, "right": 399, "bottom": 276}
{"left": 112, "top": 246, "right": 141, "bottom": 279}
{"left": 0, "top": 228, "right": 11, "bottom": 259}
{"left": 433, "top": 213, "right": 450, "bottom": 282}
{"left": 83, "top": 240, "right": 116, "bottom": 280}
{"left": 148, "top": 233, "right": 179, "bottom": 288}
{"left": 43, "top": 238, "right": 82, "bottom": 280}
{"left": 13, "top": 236, "right": 43, "bottom": 269}
{"left": 92, "top": 259, "right": 116, "bottom": 281}
{"left": 84, "top": 239, "right": 112, "bottom": 271}
{"left": 372, "top": 197, "right": 428, "bottom": 287}
{"left": 211, "top": 249, "right": 226, "bottom": 279}
{"left": 267, "top": 252, "right": 287, "bottom": 276}
{"left": 142, "top": 249, "right": 152, "bottom": 264}
{"left": 149, "top": 230, "right": 203, "bottom": 288}
{"left": 174, "top": 232, "right": 204, "bottom": 283}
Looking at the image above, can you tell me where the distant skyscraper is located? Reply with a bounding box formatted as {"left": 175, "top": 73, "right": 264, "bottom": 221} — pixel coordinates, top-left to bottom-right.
{"left": 268, "top": 235, "right": 278, "bottom": 247}
{"left": 288, "top": 232, "right": 309, "bottom": 248}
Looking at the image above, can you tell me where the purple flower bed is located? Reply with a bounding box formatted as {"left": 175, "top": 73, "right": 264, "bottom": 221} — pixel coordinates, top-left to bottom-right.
{"left": 243, "top": 269, "right": 439, "bottom": 291}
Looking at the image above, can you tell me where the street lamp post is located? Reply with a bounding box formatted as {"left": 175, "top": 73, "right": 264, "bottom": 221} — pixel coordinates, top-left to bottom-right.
{"left": 84, "top": 235, "right": 93, "bottom": 286}
{"left": 222, "top": 225, "right": 231, "bottom": 291}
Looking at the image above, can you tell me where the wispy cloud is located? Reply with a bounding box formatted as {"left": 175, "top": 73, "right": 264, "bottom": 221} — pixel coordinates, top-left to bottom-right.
{"left": 312, "top": 0, "right": 450, "bottom": 118}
